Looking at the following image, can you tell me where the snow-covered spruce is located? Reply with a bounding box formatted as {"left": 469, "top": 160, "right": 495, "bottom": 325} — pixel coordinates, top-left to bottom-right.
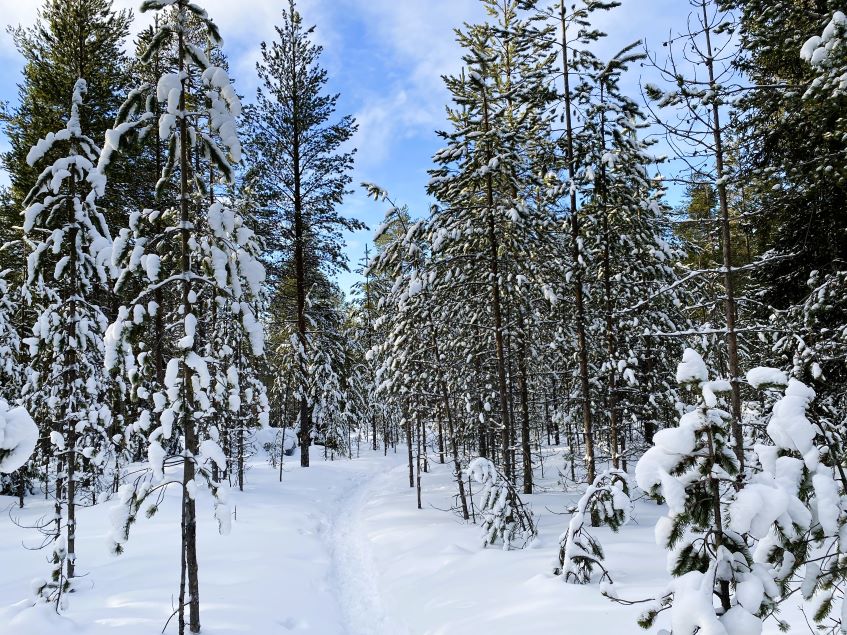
{"left": 554, "top": 469, "right": 631, "bottom": 584}
{"left": 634, "top": 349, "right": 772, "bottom": 635}
{"left": 100, "top": 1, "right": 263, "bottom": 632}
{"left": 467, "top": 457, "right": 536, "bottom": 550}
{"left": 20, "top": 78, "right": 115, "bottom": 610}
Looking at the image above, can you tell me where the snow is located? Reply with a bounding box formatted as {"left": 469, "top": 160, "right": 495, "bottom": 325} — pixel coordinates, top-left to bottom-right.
{"left": 0, "top": 403, "right": 38, "bottom": 474}
{"left": 142, "top": 254, "right": 160, "bottom": 282}
{"left": 147, "top": 441, "right": 166, "bottom": 481}
{"left": 669, "top": 567, "right": 728, "bottom": 635}
{"left": 676, "top": 348, "right": 708, "bottom": 384}
{"left": 746, "top": 367, "right": 788, "bottom": 389}
{"left": 635, "top": 410, "right": 702, "bottom": 492}
{"left": 812, "top": 470, "right": 841, "bottom": 536}
{"left": 156, "top": 73, "right": 183, "bottom": 116}
{"left": 801, "top": 11, "right": 847, "bottom": 73}
{"left": 50, "top": 430, "right": 65, "bottom": 451}
{"left": 766, "top": 379, "right": 818, "bottom": 470}
{"left": 0, "top": 447, "right": 809, "bottom": 635}
{"left": 198, "top": 439, "right": 226, "bottom": 472}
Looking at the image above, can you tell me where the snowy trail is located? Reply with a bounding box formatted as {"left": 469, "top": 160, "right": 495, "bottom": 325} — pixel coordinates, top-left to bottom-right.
{"left": 0, "top": 449, "right": 407, "bottom": 635}
{"left": 326, "top": 458, "right": 410, "bottom": 635}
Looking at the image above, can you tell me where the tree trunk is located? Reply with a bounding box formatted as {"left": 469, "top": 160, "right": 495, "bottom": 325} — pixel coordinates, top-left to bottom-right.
{"left": 415, "top": 409, "right": 423, "bottom": 510}
{"left": 405, "top": 404, "right": 414, "bottom": 488}
{"left": 480, "top": 80, "right": 513, "bottom": 483}
{"left": 559, "top": 1, "right": 595, "bottom": 483}
{"left": 517, "top": 313, "right": 533, "bottom": 494}
{"left": 428, "top": 319, "right": 470, "bottom": 520}
{"left": 598, "top": 85, "right": 620, "bottom": 470}
{"left": 702, "top": 1, "right": 743, "bottom": 472}
{"left": 178, "top": 20, "right": 200, "bottom": 633}
{"left": 288, "top": 29, "right": 311, "bottom": 469}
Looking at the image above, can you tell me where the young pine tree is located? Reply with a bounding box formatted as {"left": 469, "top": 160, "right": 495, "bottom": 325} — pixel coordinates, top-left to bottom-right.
{"left": 635, "top": 349, "right": 771, "bottom": 634}
{"left": 20, "top": 80, "right": 114, "bottom": 610}
{"left": 102, "top": 2, "right": 259, "bottom": 632}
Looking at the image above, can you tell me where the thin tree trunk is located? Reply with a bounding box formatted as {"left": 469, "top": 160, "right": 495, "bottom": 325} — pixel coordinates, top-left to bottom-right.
{"left": 289, "top": 29, "right": 311, "bottom": 469}
{"left": 480, "top": 80, "right": 513, "bottom": 483}
{"left": 559, "top": 2, "right": 595, "bottom": 482}
{"left": 428, "top": 318, "right": 470, "bottom": 520}
{"left": 598, "top": 84, "right": 620, "bottom": 469}
{"left": 701, "top": 1, "right": 743, "bottom": 471}
{"left": 415, "top": 410, "right": 423, "bottom": 510}
{"left": 405, "top": 403, "right": 414, "bottom": 488}
{"left": 517, "top": 313, "right": 533, "bottom": 494}
{"left": 177, "top": 19, "right": 200, "bottom": 633}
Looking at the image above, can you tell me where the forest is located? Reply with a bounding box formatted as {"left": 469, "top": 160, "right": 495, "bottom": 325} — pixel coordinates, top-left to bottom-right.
{"left": 0, "top": 0, "right": 845, "bottom": 634}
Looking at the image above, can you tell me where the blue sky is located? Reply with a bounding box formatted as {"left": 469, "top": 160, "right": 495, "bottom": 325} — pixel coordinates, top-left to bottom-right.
{"left": 0, "top": 0, "right": 696, "bottom": 293}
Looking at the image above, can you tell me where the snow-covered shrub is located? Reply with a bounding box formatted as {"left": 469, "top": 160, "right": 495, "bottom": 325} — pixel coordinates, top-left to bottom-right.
{"left": 740, "top": 372, "right": 847, "bottom": 633}
{"left": 0, "top": 400, "right": 38, "bottom": 474}
{"left": 554, "top": 469, "right": 631, "bottom": 584}
{"left": 467, "top": 457, "right": 537, "bottom": 550}
{"left": 635, "top": 349, "right": 774, "bottom": 634}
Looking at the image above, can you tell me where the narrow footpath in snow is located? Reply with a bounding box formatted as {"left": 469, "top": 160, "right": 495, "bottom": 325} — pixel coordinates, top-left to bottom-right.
{"left": 326, "top": 460, "right": 409, "bottom": 635}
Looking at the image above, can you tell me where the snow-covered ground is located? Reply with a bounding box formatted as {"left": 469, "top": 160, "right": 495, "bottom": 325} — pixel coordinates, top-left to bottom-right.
{"left": 0, "top": 446, "right": 804, "bottom": 634}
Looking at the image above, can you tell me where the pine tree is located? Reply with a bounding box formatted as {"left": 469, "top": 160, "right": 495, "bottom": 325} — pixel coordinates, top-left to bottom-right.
{"left": 102, "top": 2, "right": 257, "bottom": 632}
{"left": 643, "top": 0, "right": 750, "bottom": 470}
{"left": 738, "top": 368, "right": 847, "bottom": 633}
{"left": 204, "top": 200, "right": 269, "bottom": 490}
{"left": 248, "top": 0, "right": 361, "bottom": 468}
{"left": 20, "top": 80, "right": 114, "bottom": 610}
{"left": 634, "top": 349, "right": 772, "bottom": 634}
{"left": 573, "top": 43, "right": 691, "bottom": 472}
{"left": 427, "top": 0, "right": 559, "bottom": 489}
{"left": 547, "top": 0, "right": 624, "bottom": 483}
{"left": 554, "top": 469, "right": 631, "bottom": 584}
{"left": 0, "top": 0, "right": 132, "bottom": 271}
{"left": 726, "top": 2, "right": 847, "bottom": 450}
{"left": 364, "top": 186, "right": 473, "bottom": 517}
{"left": 467, "top": 457, "right": 537, "bottom": 550}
